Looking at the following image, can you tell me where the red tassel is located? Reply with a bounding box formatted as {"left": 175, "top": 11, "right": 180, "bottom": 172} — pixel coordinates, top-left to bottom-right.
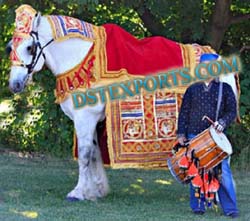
{"left": 178, "top": 155, "right": 190, "bottom": 169}
{"left": 85, "top": 56, "right": 95, "bottom": 88}
{"left": 60, "top": 80, "right": 64, "bottom": 94}
{"left": 66, "top": 77, "right": 74, "bottom": 90}
{"left": 74, "top": 71, "right": 84, "bottom": 86}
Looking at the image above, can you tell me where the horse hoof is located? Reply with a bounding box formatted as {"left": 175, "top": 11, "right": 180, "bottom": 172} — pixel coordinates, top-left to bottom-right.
{"left": 66, "top": 197, "right": 81, "bottom": 202}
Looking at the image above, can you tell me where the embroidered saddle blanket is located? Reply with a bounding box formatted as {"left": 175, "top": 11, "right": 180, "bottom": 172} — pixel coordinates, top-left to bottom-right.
{"left": 50, "top": 16, "right": 215, "bottom": 103}
{"left": 47, "top": 15, "right": 219, "bottom": 168}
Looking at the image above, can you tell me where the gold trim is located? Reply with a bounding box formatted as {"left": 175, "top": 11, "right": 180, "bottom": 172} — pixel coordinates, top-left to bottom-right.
{"left": 46, "top": 16, "right": 95, "bottom": 43}
{"left": 46, "top": 16, "right": 57, "bottom": 40}
{"left": 105, "top": 99, "right": 114, "bottom": 167}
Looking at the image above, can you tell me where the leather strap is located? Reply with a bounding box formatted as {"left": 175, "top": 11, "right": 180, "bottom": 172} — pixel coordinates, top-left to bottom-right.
{"left": 215, "top": 82, "right": 223, "bottom": 121}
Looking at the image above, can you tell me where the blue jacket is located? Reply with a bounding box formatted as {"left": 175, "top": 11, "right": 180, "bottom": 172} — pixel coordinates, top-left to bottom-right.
{"left": 177, "top": 80, "right": 237, "bottom": 137}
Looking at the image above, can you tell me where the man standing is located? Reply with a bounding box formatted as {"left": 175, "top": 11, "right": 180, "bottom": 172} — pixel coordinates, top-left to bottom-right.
{"left": 177, "top": 53, "right": 239, "bottom": 218}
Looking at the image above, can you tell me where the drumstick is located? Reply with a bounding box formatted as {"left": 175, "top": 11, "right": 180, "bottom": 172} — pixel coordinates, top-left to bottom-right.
{"left": 202, "top": 115, "right": 215, "bottom": 126}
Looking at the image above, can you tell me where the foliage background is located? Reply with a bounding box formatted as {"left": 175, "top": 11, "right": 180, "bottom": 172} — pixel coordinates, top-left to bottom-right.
{"left": 0, "top": 0, "right": 249, "bottom": 166}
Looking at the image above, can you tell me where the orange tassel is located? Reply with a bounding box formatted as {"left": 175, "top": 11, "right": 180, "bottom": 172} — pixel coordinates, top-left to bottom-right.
{"left": 192, "top": 174, "right": 203, "bottom": 188}
{"left": 192, "top": 175, "right": 203, "bottom": 199}
{"left": 178, "top": 155, "right": 190, "bottom": 169}
{"left": 208, "top": 177, "right": 220, "bottom": 193}
{"left": 187, "top": 162, "right": 198, "bottom": 178}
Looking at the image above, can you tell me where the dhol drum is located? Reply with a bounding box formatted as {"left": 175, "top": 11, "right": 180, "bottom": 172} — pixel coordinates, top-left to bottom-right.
{"left": 167, "top": 127, "right": 232, "bottom": 184}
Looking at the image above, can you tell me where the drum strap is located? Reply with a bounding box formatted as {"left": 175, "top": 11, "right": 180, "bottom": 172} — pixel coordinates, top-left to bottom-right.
{"left": 215, "top": 82, "right": 223, "bottom": 121}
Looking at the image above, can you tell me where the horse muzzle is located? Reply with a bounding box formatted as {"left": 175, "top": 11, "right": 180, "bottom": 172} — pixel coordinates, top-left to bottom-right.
{"left": 9, "top": 80, "right": 25, "bottom": 93}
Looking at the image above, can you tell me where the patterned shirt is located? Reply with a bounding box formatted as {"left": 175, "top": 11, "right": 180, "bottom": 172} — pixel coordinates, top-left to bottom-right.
{"left": 177, "top": 80, "right": 237, "bottom": 137}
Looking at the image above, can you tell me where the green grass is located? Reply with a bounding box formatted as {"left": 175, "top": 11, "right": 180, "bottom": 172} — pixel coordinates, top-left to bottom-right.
{"left": 0, "top": 153, "right": 250, "bottom": 221}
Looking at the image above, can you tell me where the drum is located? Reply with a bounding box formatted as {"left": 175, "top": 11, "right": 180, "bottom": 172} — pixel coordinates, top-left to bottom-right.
{"left": 167, "top": 127, "right": 232, "bottom": 184}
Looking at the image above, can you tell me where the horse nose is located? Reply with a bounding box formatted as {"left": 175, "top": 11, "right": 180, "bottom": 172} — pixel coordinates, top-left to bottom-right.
{"left": 9, "top": 80, "right": 24, "bottom": 93}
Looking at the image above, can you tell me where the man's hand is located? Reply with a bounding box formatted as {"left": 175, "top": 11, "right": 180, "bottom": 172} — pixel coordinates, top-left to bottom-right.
{"left": 214, "top": 121, "right": 224, "bottom": 133}
{"left": 178, "top": 136, "right": 187, "bottom": 145}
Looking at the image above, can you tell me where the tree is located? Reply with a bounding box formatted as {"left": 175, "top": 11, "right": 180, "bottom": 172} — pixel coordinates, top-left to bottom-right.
{"left": 209, "top": 0, "right": 250, "bottom": 51}
{"left": 98, "top": 0, "right": 250, "bottom": 52}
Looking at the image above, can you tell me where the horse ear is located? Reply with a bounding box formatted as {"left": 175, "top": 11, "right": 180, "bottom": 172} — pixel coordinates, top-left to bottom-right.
{"left": 6, "top": 40, "right": 12, "bottom": 55}
{"left": 32, "top": 12, "right": 41, "bottom": 32}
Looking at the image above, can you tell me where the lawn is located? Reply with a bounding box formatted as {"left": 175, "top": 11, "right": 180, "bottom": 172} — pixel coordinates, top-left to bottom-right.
{"left": 0, "top": 152, "right": 249, "bottom": 221}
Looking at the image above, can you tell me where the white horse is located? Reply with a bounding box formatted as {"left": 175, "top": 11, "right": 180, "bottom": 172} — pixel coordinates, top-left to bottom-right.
{"left": 8, "top": 6, "right": 108, "bottom": 201}
{"left": 8, "top": 5, "right": 239, "bottom": 201}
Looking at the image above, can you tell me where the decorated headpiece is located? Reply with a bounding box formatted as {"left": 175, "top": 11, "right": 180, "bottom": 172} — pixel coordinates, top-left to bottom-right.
{"left": 10, "top": 5, "right": 37, "bottom": 65}
{"left": 15, "top": 4, "right": 37, "bottom": 34}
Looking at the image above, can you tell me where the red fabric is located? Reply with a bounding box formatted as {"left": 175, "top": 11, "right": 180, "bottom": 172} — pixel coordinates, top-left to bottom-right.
{"left": 103, "top": 24, "right": 183, "bottom": 75}
{"left": 97, "top": 120, "right": 110, "bottom": 165}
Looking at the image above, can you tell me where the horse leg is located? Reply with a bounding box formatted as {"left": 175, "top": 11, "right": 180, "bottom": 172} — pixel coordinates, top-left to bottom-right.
{"left": 89, "top": 130, "right": 109, "bottom": 197}
{"left": 66, "top": 106, "right": 108, "bottom": 201}
{"left": 67, "top": 124, "right": 98, "bottom": 201}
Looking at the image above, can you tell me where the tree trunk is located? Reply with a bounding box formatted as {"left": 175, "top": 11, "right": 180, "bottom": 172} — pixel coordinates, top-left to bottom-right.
{"left": 208, "top": 0, "right": 232, "bottom": 51}
{"left": 209, "top": 0, "right": 250, "bottom": 51}
{"left": 135, "top": 3, "right": 166, "bottom": 37}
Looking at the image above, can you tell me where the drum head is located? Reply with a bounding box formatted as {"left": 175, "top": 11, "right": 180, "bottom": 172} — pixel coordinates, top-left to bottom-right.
{"left": 210, "top": 127, "right": 232, "bottom": 155}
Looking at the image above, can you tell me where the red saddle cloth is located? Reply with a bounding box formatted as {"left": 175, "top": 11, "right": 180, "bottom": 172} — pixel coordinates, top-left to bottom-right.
{"left": 103, "top": 24, "right": 183, "bottom": 75}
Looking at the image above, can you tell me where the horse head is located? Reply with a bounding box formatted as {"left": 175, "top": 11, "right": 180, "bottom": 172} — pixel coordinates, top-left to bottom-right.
{"left": 8, "top": 5, "right": 53, "bottom": 93}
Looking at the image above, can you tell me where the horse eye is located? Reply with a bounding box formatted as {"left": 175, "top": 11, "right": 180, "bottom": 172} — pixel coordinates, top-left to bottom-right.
{"left": 27, "top": 45, "right": 36, "bottom": 55}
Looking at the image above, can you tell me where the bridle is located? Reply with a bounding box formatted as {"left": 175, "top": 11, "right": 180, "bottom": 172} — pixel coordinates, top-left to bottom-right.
{"left": 11, "top": 29, "right": 54, "bottom": 78}
{"left": 24, "top": 31, "right": 54, "bottom": 74}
